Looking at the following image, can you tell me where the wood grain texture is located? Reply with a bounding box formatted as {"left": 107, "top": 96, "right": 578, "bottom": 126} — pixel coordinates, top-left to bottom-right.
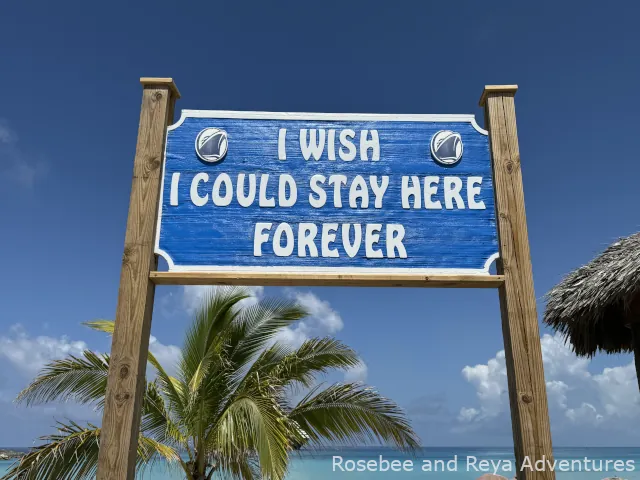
{"left": 140, "top": 77, "right": 181, "bottom": 99}
{"left": 96, "top": 81, "right": 177, "bottom": 480}
{"left": 150, "top": 271, "right": 505, "bottom": 288}
{"left": 479, "top": 85, "right": 518, "bottom": 107}
{"left": 484, "top": 87, "right": 555, "bottom": 480}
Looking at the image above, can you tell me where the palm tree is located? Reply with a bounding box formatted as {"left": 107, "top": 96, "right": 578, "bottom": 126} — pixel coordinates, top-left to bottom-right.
{"left": 4, "top": 287, "right": 419, "bottom": 480}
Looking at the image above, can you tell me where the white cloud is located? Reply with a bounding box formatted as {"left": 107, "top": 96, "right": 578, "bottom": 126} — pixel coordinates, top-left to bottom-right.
{"left": 540, "top": 333, "right": 590, "bottom": 379}
{"left": 182, "top": 285, "right": 264, "bottom": 315}
{"left": 344, "top": 362, "right": 368, "bottom": 383}
{"left": 458, "top": 332, "right": 640, "bottom": 436}
{"left": 149, "top": 335, "right": 181, "bottom": 377}
{"left": 0, "top": 324, "right": 88, "bottom": 377}
{"left": 458, "top": 407, "right": 480, "bottom": 423}
{"left": 291, "top": 291, "right": 343, "bottom": 333}
{"left": 276, "top": 290, "right": 344, "bottom": 347}
{"left": 460, "top": 350, "right": 508, "bottom": 421}
{"left": 0, "top": 320, "right": 183, "bottom": 388}
{"left": 0, "top": 120, "right": 48, "bottom": 188}
{"left": 0, "top": 324, "right": 101, "bottom": 442}
{"left": 566, "top": 402, "right": 604, "bottom": 425}
{"left": 546, "top": 380, "right": 569, "bottom": 410}
{"left": 592, "top": 362, "right": 640, "bottom": 418}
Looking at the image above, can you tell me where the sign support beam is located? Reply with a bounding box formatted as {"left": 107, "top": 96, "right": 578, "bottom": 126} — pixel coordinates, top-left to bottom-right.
{"left": 150, "top": 271, "right": 504, "bottom": 288}
{"left": 96, "top": 78, "right": 180, "bottom": 480}
{"left": 482, "top": 85, "right": 555, "bottom": 480}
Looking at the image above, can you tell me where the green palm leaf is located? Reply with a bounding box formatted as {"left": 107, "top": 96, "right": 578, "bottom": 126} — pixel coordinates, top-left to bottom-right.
{"left": 83, "top": 319, "right": 115, "bottom": 335}
{"left": 141, "top": 381, "right": 186, "bottom": 448}
{"left": 1, "top": 421, "right": 100, "bottom": 480}
{"left": 214, "top": 450, "right": 260, "bottom": 480}
{"left": 1, "top": 421, "right": 181, "bottom": 480}
{"left": 177, "top": 288, "right": 247, "bottom": 423}
{"left": 268, "top": 337, "right": 361, "bottom": 389}
{"left": 230, "top": 299, "right": 308, "bottom": 367}
{"left": 179, "top": 286, "right": 249, "bottom": 383}
{"left": 214, "top": 395, "right": 291, "bottom": 480}
{"left": 15, "top": 350, "right": 109, "bottom": 408}
{"left": 289, "top": 382, "right": 421, "bottom": 452}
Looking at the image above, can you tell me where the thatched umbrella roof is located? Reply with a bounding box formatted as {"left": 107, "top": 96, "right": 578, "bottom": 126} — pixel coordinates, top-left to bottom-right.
{"left": 543, "top": 233, "right": 640, "bottom": 356}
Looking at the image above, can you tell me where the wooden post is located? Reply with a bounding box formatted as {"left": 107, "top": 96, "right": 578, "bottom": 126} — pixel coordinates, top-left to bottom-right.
{"left": 96, "top": 78, "right": 180, "bottom": 480}
{"left": 480, "top": 86, "right": 555, "bottom": 480}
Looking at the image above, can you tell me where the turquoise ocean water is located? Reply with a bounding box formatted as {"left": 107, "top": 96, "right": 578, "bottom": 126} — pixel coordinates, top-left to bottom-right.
{"left": 2, "top": 447, "right": 640, "bottom": 479}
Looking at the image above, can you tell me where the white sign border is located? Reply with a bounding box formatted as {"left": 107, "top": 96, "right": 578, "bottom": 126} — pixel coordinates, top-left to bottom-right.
{"left": 155, "top": 110, "right": 497, "bottom": 276}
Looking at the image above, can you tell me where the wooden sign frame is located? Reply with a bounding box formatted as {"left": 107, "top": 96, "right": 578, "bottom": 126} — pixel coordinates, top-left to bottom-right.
{"left": 96, "top": 79, "right": 555, "bottom": 480}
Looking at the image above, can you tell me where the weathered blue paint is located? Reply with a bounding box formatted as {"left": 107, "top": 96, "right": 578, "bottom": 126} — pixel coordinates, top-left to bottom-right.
{"left": 156, "top": 111, "right": 498, "bottom": 273}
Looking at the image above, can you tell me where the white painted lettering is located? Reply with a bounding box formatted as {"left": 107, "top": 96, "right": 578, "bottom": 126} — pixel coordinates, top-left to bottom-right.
{"left": 300, "top": 129, "right": 325, "bottom": 160}
{"left": 339, "top": 129, "right": 357, "bottom": 161}
{"left": 212, "top": 173, "right": 233, "bottom": 206}
{"left": 170, "top": 172, "right": 180, "bottom": 206}
{"left": 259, "top": 173, "right": 276, "bottom": 207}
{"left": 327, "top": 129, "right": 336, "bottom": 160}
{"left": 298, "top": 223, "right": 318, "bottom": 257}
{"left": 360, "top": 129, "right": 380, "bottom": 161}
{"left": 369, "top": 175, "right": 389, "bottom": 208}
{"left": 322, "top": 223, "right": 339, "bottom": 257}
{"left": 237, "top": 173, "right": 256, "bottom": 207}
{"left": 309, "top": 174, "right": 327, "bottom": 208}
{"left": 444, "top": 176, "right": 465, "bottom": 209}
{"left": 342, "top": 224, "right": 362, "bottom": 258}
{"left": 386, "top": 224, "right": 407, "bottom": 258}
{"left": 349, "top": 175, "right": 369, "bottom": 208}
{"left": 278, "top": 174, "right": 297, "bottom": 207}
{"left": 273, "top": 223, "right": 294, "bottom": 257}
{"left": 468, "top": 176, "right": 485, "bottom": 209}
{"left": 401, "top": 175, "right": 420, "bottom": 209}
{"left": 190, "top": 172, "right": 209, "bottom": 206}
{"left": 328, "top": 174, "right": 347, "bottom": 208}
{"left": 253, "top": 223, "right": 272, "bottom": 256}
{"left": 424, "top": 176, "right": 442, "bottom": 209}
{"left": 278, "top": 128, "right": 287, "bottom": 160}
{"left": 365, "top": 224, "right": 383, "bottom": 258}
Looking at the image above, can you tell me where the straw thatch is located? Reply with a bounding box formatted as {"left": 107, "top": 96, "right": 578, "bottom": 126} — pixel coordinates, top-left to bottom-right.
{"left": 543, "top": 233, "right": 640, "bottom": 356}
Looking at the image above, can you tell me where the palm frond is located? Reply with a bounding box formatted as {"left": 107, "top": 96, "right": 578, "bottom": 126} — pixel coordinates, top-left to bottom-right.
{"left": 289, "top": 383, "right": 421, "bottom": 452}
{"left": 268, "top": 337, "right": 361, "bottom": 389}
{"left": 229, "top": 342, "right": 292, "bottom": 399}
{"left": 213, "top": 451, "right": 260, "bottom": 480}
{"left": 179, "top": 287, "right": 248, "bottom": 388}
{"left": 82, "top": 319, "right": 115, "bottom": 335}
{"left": 137, "top": 435, "right": 184, "bottom": 474}
{"left": 214, "top": 395, "right": 291, "bottom": 480}
{"left": 141, "top": 381, "right": 187, "bottom": 449}
{"left": 1, "top": 421, "right": 101, "bottom": 480}
{"left": 1, "top": 421, "right": 185, "bottom": 480}
{"left": 147, "top": 350, "right": 186, "bottom": 418}
{"left": 15, "top": 351, "right": 109, "bottom": 408}
{"left": 177, "top": 288, "right": 251, "bottom": 437}
{"left": 229, "top": 299, "right": 308, "bottom": 369}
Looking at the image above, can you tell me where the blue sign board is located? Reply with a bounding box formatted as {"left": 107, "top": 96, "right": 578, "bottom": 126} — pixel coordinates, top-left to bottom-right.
{"left": 156, "top": 111, "right": 498, "bottom": 275}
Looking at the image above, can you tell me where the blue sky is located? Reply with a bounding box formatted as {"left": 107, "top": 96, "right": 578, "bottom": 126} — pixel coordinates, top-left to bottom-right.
{"left": 1, "top": 0, "right": 640, "bottom": 448}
